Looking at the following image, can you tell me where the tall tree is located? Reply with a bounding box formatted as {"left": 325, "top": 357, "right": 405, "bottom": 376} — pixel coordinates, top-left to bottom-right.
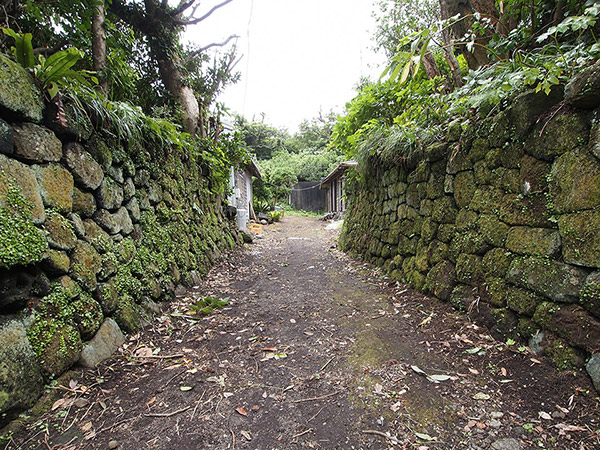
{"left": 109, "top": 0, "right": 237, "bottom": 135}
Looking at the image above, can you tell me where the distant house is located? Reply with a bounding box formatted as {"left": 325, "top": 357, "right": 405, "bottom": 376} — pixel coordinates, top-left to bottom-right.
{"left": 229, "top": 160, "right": 261, "bottom": 229}
{"left": 289, "top": 181, "right": 327, "bottom": 213}
{"left": 320, "top": 161, "right": 357, "bottom": 215}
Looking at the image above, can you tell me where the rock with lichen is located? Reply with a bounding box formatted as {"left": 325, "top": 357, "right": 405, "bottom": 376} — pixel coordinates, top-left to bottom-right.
{"left": 0, "top": 54, "right": 43, "bottom": 122}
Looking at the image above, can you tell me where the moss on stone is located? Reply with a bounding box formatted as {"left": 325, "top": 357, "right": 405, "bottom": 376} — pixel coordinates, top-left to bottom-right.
{"left": 0, "top": 182, "right": 47, "bottom": 269}
{"left": 544, "top": 337, "right": 585, "bottom": 371}
{"left": 70, "top": 241, "right": 101, "bottom": 292}
{"left": 71, "top": 293, "right": 104, "bottom": 340}
{"left": 505, "top": 226, "right": 561, "bottom": 257}
{"left": 482, "top": 248, "right": 513, "bottom": 277}
{"left": 506, "top": 287, "right": 543, "bottom": 316}
{"left": 114, "top": 295, "right": 141, "bottom": 333}
{"left": 455, "top": 253, "right": 484, "bottom": 285}
{"left": 558, "top": 210, "right": 600, "bottom": 267}
{"left": 44, "top": 211, "right": 77, "bottom": 251}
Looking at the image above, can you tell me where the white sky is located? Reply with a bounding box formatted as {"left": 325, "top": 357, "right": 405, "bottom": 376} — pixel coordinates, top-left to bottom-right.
{"left": 185, "top": 0, "right": 386, "bottom": 132}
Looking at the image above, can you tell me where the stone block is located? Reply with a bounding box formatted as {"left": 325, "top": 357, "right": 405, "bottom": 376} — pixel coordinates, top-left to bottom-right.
{"left": 0, "top": 317, "right": 44, "bottom": 416}
{"left": 426, "top": 260, "right": 455, "bottom": 301}
{"left": 44, "top": 212, "right": 77, "bottom": 251}
{"left": 559, "top": 210, "right": 600, "bottom": 267}
{"left": 565, "top": 60, "right": 600, "bottom": 109}
{"left": 72, "top": 187, "right": 97, "bottom": 218}
{"left": 549, "top": 148, "right": 600, "bottom": 213}
{"left": 96, "top": 176, "right": 123, "bottom": 211}
{"left": 0, "top": 154, "right": 45, "bottom": 223}
{"left": 70, "top": 240, "right": 101, "bottom": 291}
{"left": 34, "top": 164, "right": 73, "bottom": 213}
{"left": 13, "top": 123, "right": 62, "bottom": 162}
{"left": 64, "top": 143, "right": 104, "bottom": 190}
{"left": 0, "top": 54, "right": 43, "bottom": 122}
{"left": 79, "top": 319, "right": 125, "bottom": 368}
{"left": 506, "top": 256, "right": 587, "bottom": 303}
{"left": 506, "top": 226, "right": 561, "bottom": 257}
{"left": 0, "top": 118, "right": 13, "bottom": 155}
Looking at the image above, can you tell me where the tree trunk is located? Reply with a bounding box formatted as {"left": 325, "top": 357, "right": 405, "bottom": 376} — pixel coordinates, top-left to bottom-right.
{"left": 441, "top": 28, "right": 463, "bottom": 90}
{"left": 91, "top": 0, "right": 107, "bottom": 94}
{"left": 155, "top": 49, "right": 201, "bottom": 135}
{"left": 441, "top": 0, "right": 499, "bottom": 70}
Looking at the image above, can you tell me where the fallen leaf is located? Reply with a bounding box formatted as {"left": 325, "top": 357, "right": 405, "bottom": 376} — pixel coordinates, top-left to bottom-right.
{"left": 415, "top": 432, "right": 435, "bottom": 441}
{"left": 240, "top": 430, "right": 252, "bottom": 441}
{"left": 390, "top": 401, "right": 402, "bottom": 412}
{"left": 73, "top": 398, "right": 90, "bottom": 408}
{"left": 134, "top": 347, "right": 153, "bottom": 357}
{"left": 411, "top": 365, "right": 427, "bottom": 376}
{"left": 530, "top": 358, "right": 542, "bottom": 364}
{"left": 427, "top": 374, "right": 451, "bottom": 383}
{"left": 374, "top": 383, "right": 384, "bottom": 395}
{"left": 223, "top": 392, "right": 234, "bottom": 398}
{"left": 539, "top": 411, "right": 552, "bottom": 420}
{"left": 500, "top": 367, "right": 508, "bottom": 376}
{"left": 236, "top": 407, "right": 247, "bottom": 416}
{"left": 464, "top": 347, "right": 482, "bottom": 354}
{"left": 262, "top": 347, "right": 277, "bottom": 352}
{"left": 81, "top": 421, "right": 93, "bottom": 432}
{"left": 180, "top": 386, "right": 194, "bottom": 391}
{"left": 290, "top": 319, "right": 296, "bottom": 323}
{"left": 51, "top": 399, "right": 66, "bottom": 411}
{"left": 473, "top": 392, "right": 490, "bottom": 400}
{"left": 468, "top": 368, "right": 480, "bottom": 375}
{"left": 147, "top": 397, "right": 156, "bottom": 406}
{"left": 69, "top": 380, "right": 78, "bottom": 390}
{"left": 303, "top": 331, "right": 314, "bottom": 336}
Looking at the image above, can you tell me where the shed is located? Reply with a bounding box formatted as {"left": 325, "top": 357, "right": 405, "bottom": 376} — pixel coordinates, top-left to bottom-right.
{"left": 289, "top": 181, "right": 327, "bottom": 213}
{"left": 320, "top": 161, "right": 357, "bottom": 215}
{"left": 229, "top": 160, "right": 261, "bottom": 229}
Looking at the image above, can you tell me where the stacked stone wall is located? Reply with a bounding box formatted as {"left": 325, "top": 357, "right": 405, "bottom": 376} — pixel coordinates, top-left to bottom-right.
{"left": 340, "top": 69, "right": 600, "bottom": 382}
{"left": 0, "top": 55, "right": 240, "bottom": 421}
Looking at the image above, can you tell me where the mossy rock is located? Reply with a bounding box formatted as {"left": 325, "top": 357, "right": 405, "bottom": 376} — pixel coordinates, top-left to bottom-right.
{"left": 455, "top": 253, "right": 483, "bottom": 285}
{"left": 424, "top": 142, "right": 448, "bottom": 162}
{"left": 42, "top": 249, "right": 70, "bottom": 275}
{"left": 0, "top": 54, "right": 43, "bottom": 122}
{"left": 525, "top": 112, "right": 590, "bottom": 162}
{"left": 426, "top": 260, "right": 456, "bottom": 301}
{"left": 96, "top": 177, "right": 124, "bottom": 211}
{"left": 482, "top": 248, "right": 513, "bottom": 278}
{"left": 13, "top": 123, "right": 62, "bottom": 163}
{"left": 429, "top": 240, "right": 449, "bottom": 265}
{"left": 72, "top": 187, "right": 97, "bottom": 218}
{"left": 71, "top": 293, "right": 104, "bottom": 340}
{"left": 405, "top": 269, "right": 426, "bottom": 291}
{"left": 507, "top": 88, "right": 563, "bottom": 139}
{"left": 114, "top": 296, "right": 141, "bottom": 333}
{"left": 70, "top": 241, "right": 101, "bottom": 291}
{"left": 473, "top": 160, "right": 493, "bottom": 185}
{"left": 95, "top": 279, "right": 119, "bottom": 314}
{"left": 533, "top": 302, "right": 600, "bottom": 353}
{"left": 0, "top": 317, "right": 44, "bottom": 417}
{"left": 0, "top": 154, "right": 45, "bottom": 224}
{"left": 519, "top": 155, "right": 550, "bottom": 196}
{"left": 450, "top": 284, "right": 476, "bottom": 312}
{"left": 420, "top": 217, "right": 438, "bottom": 241}
{"left": 490, "top": 307, "right": 519, "bottom": 339}
{"left": 27, "top": 319, "right": 82, "bottom": 379}
{"left": 483, "top": 276, "right": 508, "bottom": 307}
{"left": 0, "top": 186, "right": 48, "bottom": 269}
{"left": 468, "top": 186, "right": 503, "bottom": 215}
{"left": 446, "top": 143, "right": 472, "bottom": 174}
{"left": 581, "top": 272, "right": 600, "bottom": 319}
{"left": 549, "top": 147, "right": 600, "bottom": 213}
{"left": 545, "top": 335, "right": 585, "bottom": 370}
{"left": 505, "top": 286, "right": 543, "bottom": 316}
{"left": 506, "top": 256, "right": 587, "bottom": 303}
{"left": 431, "top": 196, "right": 457, "bottom": 223}
{"left": 564, "top": 60, "right": 600, "bottom": 109}
{"left": 450, "top": 230, "right": 490, "bottom": 259}
{"left": 505, "top": 226, "right": 561, "bottom": 257}
{"left": 44, "top": 211, "right": 77, "bottom": 251}
{"left": 34, "top": 164, "right": 73, "bottom": 213}
{"left": 436, "top": 223, "right": 456, "bottom": 243}
{"left": 486, "top": 111, "right": 511, "bottom": 148}
{"left": 116, "top": 238, "right": 136, "bottom": 264}
{"left": 64, "top": 143, "right": 104, "bottom": 191}
{"left": 414, "top": 240, "right": 429, "bottom": 272}
{"left": 495, "top": 168, "right": 521, "bottom": 194}
{"left": 498, "top": 193, "right": 552, "bottom": 227}
{"left": 558, "top": 209, "right": 600, "bottom": 267}
{"left": 455, "top": 208, "right": 478, "bottom": 232}
{"left": 83, "top": 219, "right": 113, "bottom": 253}
{"left": 468, "top": 138, "right": 489, "bottom": 162}
{"left": 478, "top": 214, "right": 508, "bottom": 247}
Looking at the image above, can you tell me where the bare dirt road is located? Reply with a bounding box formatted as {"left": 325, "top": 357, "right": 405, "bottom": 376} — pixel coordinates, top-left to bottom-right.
{"left": 5, "top": 215, "right": 600, "bottom": 449}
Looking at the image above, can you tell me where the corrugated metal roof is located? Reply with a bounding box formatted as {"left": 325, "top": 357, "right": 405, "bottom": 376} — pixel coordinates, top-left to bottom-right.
{"left": 320, "top": 161, "right": 357, "bottom": 188}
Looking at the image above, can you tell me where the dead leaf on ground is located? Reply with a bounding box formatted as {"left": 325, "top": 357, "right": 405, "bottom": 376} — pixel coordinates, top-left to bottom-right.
{"left": 80, "top": 421, "right": 93, "bottom": 432}
{"left": 236, "top": 407, "right": 247, "bottom": 416}
{"left": 473, "top": 392, "right": 490, "bottom": 400}
{"left": 240, "top": 430, "right": 252, "bottom": 440}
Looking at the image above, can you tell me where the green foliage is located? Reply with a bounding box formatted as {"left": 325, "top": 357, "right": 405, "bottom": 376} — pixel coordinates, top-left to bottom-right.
{"left": 0, "top": 182, "right": 48, "bottom": 269}
{"left": 268, "top": 209, "right": 284, "bottom": 222}
{"left": 188, "top": 296, "right": 229, "bottom": 315}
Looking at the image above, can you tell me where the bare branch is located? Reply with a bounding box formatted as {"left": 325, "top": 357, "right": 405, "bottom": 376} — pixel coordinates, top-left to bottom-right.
{"left": 174, "top": 0, "right": 235, "bottom": 25}
{"left": 198, "top": 34, "right": 239, "bottom": 54}
{"left": 171, "top": 0, "right": 197, "bottom": 17}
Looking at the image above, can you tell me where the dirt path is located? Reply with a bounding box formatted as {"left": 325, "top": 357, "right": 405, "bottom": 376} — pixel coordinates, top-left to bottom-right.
{"left": 6, "top": 215, "right": 600, "bottom": 450}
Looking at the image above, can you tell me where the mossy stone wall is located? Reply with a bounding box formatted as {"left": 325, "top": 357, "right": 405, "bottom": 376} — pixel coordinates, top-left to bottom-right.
{"left": 0, "top": 55, "right": 241, "bottom": 423}
{"left": 340, "top": 87, "right": 600, "bottom": 376}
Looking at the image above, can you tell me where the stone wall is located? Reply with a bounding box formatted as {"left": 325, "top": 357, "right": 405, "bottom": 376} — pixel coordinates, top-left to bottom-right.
{"left": 340, "top": 67, "right": 600, "bottom": 384}
{"left": 0, "top": 55, "right": 241, "bottom": 422}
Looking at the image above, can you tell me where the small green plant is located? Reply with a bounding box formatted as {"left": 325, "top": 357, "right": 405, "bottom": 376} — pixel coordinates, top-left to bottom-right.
{"left": 268, "top": 209, "right": 284, "bottom": 222}
{"left": 188, "top": 296, "right": 229, "bottom": 315}
{"left": 2, "top": 28, "right": 97, "bottom": 99}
